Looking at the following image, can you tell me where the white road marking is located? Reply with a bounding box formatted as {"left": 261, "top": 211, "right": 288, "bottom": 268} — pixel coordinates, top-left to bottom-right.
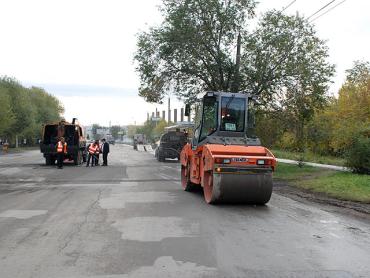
{"left": 112, "top": 217, "right": 199, "bottom": 242}
{"left": 0, "top": 210, "right": 47, "bottom": 219}
{"left": 161, "top": 165, "right": 174, "bottom": 170}
{"left": 119, "top": 181, "right": 138, "bottom": 187}
{"left": 156, "top": 173, "right": 175, "bottom": 180}
{"left": 329, "top": 232, "right": 341, "bottom": 239}
{"left": 99, "top": 192, "right": 176, "bottom": 209}
{"left": 161, "top": 165, "right": 182, "bottom": 172}
{"left": 320, "top": 220, "right": 339, "bottom": 224}
{"left": 19, "top": 177, "right": 45, "bottom": 182}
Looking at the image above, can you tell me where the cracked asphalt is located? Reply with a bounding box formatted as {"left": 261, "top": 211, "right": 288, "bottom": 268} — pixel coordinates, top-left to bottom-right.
{"left": 0, "top": 145, "right": 370, "bottom": 278}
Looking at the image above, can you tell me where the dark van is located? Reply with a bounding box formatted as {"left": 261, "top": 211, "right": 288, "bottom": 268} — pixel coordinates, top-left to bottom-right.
{"left": 155, "top": 131, "right": 187, "bottom": 162}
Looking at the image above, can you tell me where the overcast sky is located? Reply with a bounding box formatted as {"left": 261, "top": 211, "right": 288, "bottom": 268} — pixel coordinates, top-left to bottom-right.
{"left": 0, "top": 0, "right": 369, "bottom": 126}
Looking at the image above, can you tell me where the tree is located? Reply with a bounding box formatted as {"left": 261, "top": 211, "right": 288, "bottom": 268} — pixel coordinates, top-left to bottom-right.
{"left": 136, "top": 120, "right": 156, "bottom": 141}
{"left": 127, "top": 125, "right": 139, "bottom": 138}
{"left": 135, "top": 0, "right": 257, "bottom": 103}
{"left": 110, "top": 125, "right": 124, "bottom": 139}
{"left": 135, "top": 2, "right": 334, "bottom": 109}
{"left": 0, "top": 76, "right": 64, "bottom": 145}
{"left": 330, "top": 61, "right": 370, "bottom": 153}
{"left": 304, "top": 60, "right": 370, "bottom": 159}
{"left": 0, "top": 88, "right": 16, "bottom": 137}
{"left": 0, "top": 77, "right": 35, "bottom": 139}
{"left": 29, "top": 86, "right": 63, "bottom": 125}
{"left": 153, "top": 119, "right": 168, "bottom": 138}
{"left": 248, "top": 11, "right": 334, "bottom": 151}
{"left": 242, "top": 11, "right": 334, "bottom": 106}
{"left": 91, "top": 124, "right": 101, "bottom": 137}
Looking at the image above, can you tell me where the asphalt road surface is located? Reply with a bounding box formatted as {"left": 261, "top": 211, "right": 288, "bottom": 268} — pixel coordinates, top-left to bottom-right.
{"left": 0, "top": 145, "right": 370, "bottom": 278}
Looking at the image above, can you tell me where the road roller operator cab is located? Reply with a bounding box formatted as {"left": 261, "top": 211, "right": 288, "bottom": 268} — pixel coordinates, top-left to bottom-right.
{"left": 180, "top": 92, "right": 277, "bottom": 204}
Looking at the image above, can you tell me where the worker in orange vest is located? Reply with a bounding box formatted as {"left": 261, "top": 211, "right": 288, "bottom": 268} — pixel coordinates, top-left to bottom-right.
{"left": 95, "top": 140, "right": 101, "bottom": 166}
{"left": 56, "top": 137, "right": 67, "bottom": 169}
{"left": 86, "top": 141, "right": 98, "bottom": 167}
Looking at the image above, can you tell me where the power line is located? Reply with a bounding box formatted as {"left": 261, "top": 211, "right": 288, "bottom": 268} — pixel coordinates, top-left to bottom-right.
{"left": 307, "top": 0, "right": 336, "bottom": 20}
{"left": 281, "top": 0, "right": 297, "bottom": 12}
{"left": 310, "top": 0, "right": 348, "bottom": 22}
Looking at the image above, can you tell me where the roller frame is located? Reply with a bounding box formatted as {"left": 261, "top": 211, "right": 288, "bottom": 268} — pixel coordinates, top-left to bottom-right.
{"left": 180, "top": 143, "right": 276, "bottom": 204}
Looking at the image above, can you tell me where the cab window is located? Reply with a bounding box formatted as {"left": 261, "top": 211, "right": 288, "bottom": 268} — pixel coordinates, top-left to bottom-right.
{"left": 200, "top": 97, "right": 218, "bottom": 141}
{"left": 220, "top": 97, "right": 245, "bottom": 132}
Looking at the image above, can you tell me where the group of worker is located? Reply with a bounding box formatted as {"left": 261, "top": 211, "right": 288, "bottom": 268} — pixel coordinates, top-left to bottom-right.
{"left": 86, "top": 139, "right": 110, "bottom": 167}
{"left": 55, "top": 137, "right": 110, "bottom": 169}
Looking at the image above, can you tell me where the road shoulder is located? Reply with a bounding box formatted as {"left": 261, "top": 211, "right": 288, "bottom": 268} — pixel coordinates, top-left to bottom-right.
{"left": 273, "top": 180, "right": 370, "bottom": 217}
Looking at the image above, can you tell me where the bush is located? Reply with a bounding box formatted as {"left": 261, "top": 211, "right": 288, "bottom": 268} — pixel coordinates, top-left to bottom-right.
{"left": 345, "top": 136, "right": 370, "bottom": 174}
{"left": 277, "top": 131, "right": 297, "bottom": 151}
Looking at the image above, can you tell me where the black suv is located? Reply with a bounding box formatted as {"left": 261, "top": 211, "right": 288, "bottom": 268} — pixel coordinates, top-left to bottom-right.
{"left": 155, "top": 131, "right": 187, "bottom": 162}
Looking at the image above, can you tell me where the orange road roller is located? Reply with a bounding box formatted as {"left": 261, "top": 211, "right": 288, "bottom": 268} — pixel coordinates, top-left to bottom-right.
{"left": 180, "top": 92, "right": 277, "bottom": 204}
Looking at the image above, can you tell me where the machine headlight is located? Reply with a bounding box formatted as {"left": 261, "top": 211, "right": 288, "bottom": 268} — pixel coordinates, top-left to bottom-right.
{"left": 215, "top": 158, "right": 231, "bottom": 164}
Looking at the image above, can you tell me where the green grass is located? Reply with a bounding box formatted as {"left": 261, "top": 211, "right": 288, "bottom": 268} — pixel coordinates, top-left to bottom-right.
{"left": 272, "top": 149, "right": 346, "bottom": 167}
{"left": 274, "top": 162, "right": 324, "bottom": 181}
{"left": 300, "top": 172, "right": 370, "bottom": 203}
{"left": 275, "top": 163, "right": 370, "bottom": 203}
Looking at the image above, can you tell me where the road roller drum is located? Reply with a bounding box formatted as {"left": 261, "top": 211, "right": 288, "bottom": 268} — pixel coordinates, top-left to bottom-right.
{"left": 203, "top": 169, "right": 273, "bottom": 204}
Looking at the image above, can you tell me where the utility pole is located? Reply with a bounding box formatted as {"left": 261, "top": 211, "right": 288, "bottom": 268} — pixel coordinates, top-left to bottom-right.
{"left": 180, "top": 108, "right": 184, "bottom": 122}
{"left": 231, "top": 32, "right": 241, "bottom": 93}
{"left": 168, "top": 97, "right": 171, "bottom": 123}
{"left": 174, "top": 109, "right": 177, "bottom": 123}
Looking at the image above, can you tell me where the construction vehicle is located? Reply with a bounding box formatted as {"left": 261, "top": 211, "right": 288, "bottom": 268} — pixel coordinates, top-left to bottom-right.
{"left": 155, "top": 131, "right": 188, "bottom": 161}
{"left": 180, "top": 92, "right": 277, "bottom": 204}
{"left": 40, "top": 118, "right": 87, "bottom": 165}
{"left": 155, "top": 123, "right": 194, "bottom": 161}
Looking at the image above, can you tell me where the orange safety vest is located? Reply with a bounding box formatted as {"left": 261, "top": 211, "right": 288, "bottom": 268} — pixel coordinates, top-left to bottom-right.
{"left": 89, "top": 144, "right": 97, "bottom": 155}
{"left": 57, "top": 141, "right": 67, "bottom": 153}
{"left": 95, "top": 145, "right": 100, "bottom": 154}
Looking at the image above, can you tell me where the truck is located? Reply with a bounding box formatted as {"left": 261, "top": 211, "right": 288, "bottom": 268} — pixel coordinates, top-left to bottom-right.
{"left": 40, "top": 118, "right": 87, "bottom": 165}
{"left": 154, "top": 123, "right": 193, "bottom": 162}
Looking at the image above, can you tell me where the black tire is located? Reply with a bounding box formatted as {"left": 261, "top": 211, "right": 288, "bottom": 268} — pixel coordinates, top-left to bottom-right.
{"left": 158, "top": 150, "right": 165, "bottom": 162}
{"left": 181, "top": 164, "right": 194, "bottom": 191}
{"left": 159, "top": 154, "right": 165, "bottom": 162}
{"left": 73, "top": 151, "right": 82, "bottom": 165}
